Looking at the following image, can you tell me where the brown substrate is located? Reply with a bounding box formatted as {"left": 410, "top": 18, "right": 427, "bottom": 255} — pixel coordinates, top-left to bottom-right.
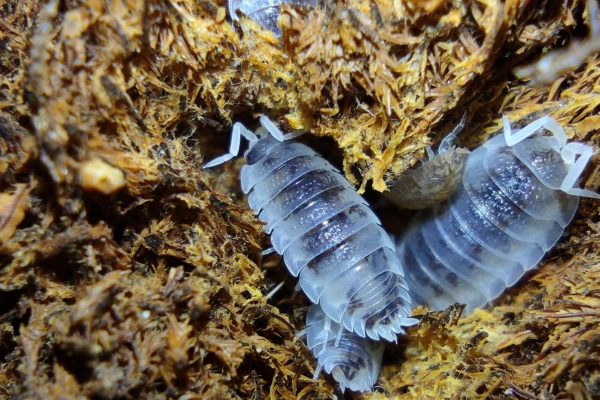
{"left": 0, "top": 0, "right": 599, "bottom": 399}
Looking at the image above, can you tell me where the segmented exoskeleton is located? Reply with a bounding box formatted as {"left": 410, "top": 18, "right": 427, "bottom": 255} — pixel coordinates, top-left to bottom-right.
{"left": 204, "top": 117, "right": 416, "bottom": 341}
{"left": 396, "top": 115, "right": 600, "bottom": 313}
{"left": 304, "top": 305, "right": 384, "bottom": 393}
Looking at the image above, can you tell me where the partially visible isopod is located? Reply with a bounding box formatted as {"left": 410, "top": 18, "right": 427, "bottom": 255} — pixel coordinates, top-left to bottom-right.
{"left": 396, "top": 115, "right": 600, "bottom": 313}
{"left": 513, "top": 0, "right": 600, "bottom": 85}
{"left": 228, "top": 0, "right": 319, "bottom": 37}
{"left": 386, "top": 113, "right": 469, "bottom": 209}
{"left": 204, "top": 117, "right": 416, "bottom": 341}
{"left": 305, "top": 304, "right": 384, "bottom": 393}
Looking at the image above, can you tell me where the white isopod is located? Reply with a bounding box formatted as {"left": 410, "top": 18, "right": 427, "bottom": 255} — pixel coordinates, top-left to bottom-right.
{"left": 304, "top": 304, "right": 384, "bottom": 393}
{"left": 396, "top": 115, "right": 600, "bottom": 313}
{"left": 204, "top": 117, "right": 416, "bottom": 341}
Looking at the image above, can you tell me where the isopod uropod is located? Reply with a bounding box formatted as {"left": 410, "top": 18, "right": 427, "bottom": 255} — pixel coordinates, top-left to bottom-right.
{"left": 304, "top": 304, "right": 384, "bottom": 393}
{"left": 204, "top": 117, "right": 416, "bottom": 341}
{"left": 396, "top": 115, "right": 600, "bottom": 313}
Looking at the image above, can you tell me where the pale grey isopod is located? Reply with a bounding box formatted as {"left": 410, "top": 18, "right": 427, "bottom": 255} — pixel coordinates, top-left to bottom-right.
{"left": 304, "top": 304, "right": 384, "bottom": 392}
{"left": 396, "top": 115, "right": 600, "bottom": 313}
{"left": 204, "top": 117, "right": 417, "bottom": 341}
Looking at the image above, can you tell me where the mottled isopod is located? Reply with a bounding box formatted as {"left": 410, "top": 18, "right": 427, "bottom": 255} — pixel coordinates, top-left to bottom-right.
{"left": 304, "top": 304, "right": 384, "bottom": 392}
{"left": 396, "top": 115, "right": 600, "bottom": 313}
{"left": 204, "top": 117, "right": 416, "bottom": 341}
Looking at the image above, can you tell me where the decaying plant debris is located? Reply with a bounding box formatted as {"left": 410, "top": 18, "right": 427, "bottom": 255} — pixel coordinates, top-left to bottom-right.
{"left": 0, "top": 0, "right": 599, "bottom": 398}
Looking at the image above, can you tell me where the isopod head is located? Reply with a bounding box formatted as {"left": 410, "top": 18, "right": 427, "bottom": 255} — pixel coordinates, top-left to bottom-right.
{"left": 500, "top": 115, "right": 600, "bottom": 199}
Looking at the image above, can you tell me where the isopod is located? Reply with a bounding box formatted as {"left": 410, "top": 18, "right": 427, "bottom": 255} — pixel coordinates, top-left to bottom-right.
{"left": 386, "top": 113, "right": 470, "bottom": 209}
{"left": 228, "top": 0, "right": 319, "bottom": 37}
{"left": 204, "top": 117, "right": 416, "bottom": 341}
{"left": 304, "top": 304, "right": 384, "bottom": 392}
{"left": 395, "top": 115, "right": 600, "bottom": 313}
{"left": 513, "top": 0, "right": 600, "bottom": 85}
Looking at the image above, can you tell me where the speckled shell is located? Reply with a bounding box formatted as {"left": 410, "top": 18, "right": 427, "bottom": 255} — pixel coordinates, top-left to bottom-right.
{"left": 396, "top": 130, "right": 587, "bottom": 313}
{"left": 242, "top": 135, "right": 413, "bottom": 341}
{"left": 306, "top": 305, "right": 384, "bottom": 392}
{"left": 386, "top": 147, "right": 470, "bottom": 209}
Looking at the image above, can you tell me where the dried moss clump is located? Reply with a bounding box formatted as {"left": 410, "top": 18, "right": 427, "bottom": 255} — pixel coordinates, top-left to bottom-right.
{"left": 1, "top": 0, "right": 599, "bottom": 399}
{"left": 281, "top": 0, "right": 505, "bottom": 192}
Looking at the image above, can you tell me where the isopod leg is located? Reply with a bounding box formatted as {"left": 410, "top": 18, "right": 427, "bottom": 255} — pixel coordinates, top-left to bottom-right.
{"left": 295, "top": 328, "right": 307, "bottom": 339}
{"left": 425, "top": 146, "right": 435, "bottom": 160}
{"left": 560, "top": 142, "right": 600, "bottom": 198}
{"left": 203, "top": 122, "right": 258, "bottom": 168}
{"left": 261, "top": 246, "right": 276, "bottom": 256}
{"left": 312, "top": 362, "right": 324, "bottom": 380}
{"left": 264, "top": 280, "right": 285, "bottom": 301}
{"left": 502, "top": 115, "right": 567, "bottom": 147}
{"left": 260, "top": 115, "right": 303, "bottom": 142}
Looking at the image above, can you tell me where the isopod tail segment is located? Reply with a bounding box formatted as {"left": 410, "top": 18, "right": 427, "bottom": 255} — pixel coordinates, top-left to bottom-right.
{"left": 502, "top": 115, "right": 600, "bottom": 199}
{"left": 203, "top": 116, "right": 303, "bottom": 169}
